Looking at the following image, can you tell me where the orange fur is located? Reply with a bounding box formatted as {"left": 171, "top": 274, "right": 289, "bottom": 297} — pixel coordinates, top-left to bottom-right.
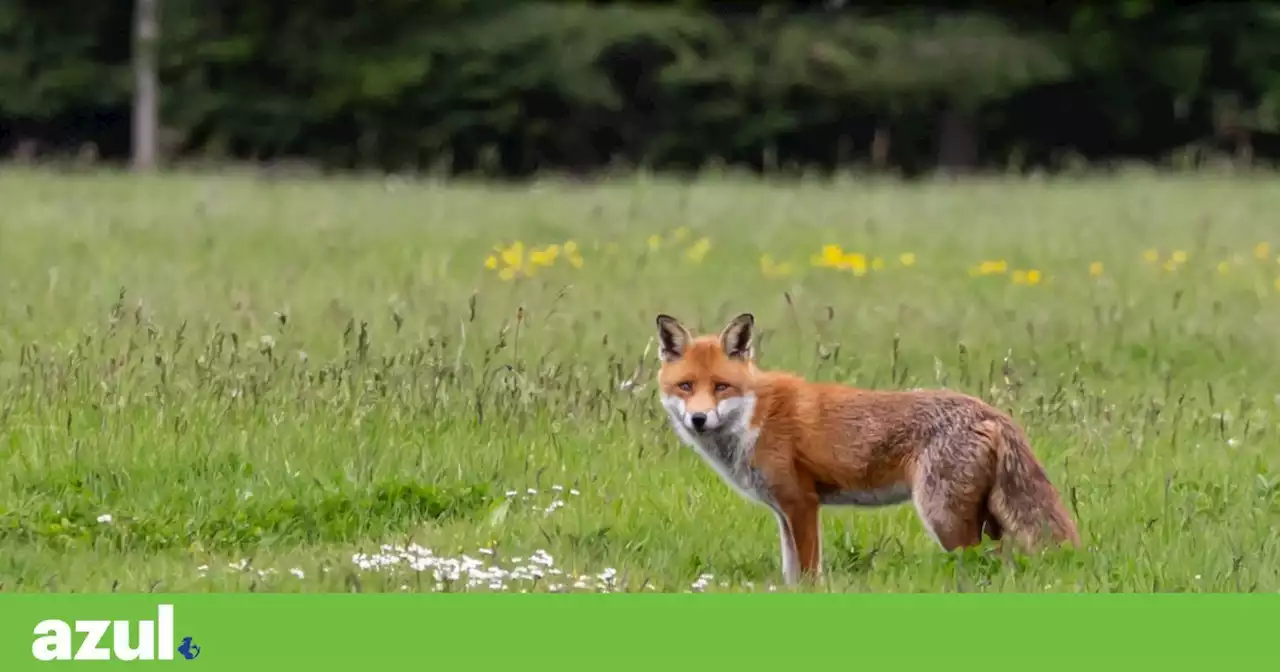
{"left": 656, "top": 313, "right": 1080, "bottom": 585}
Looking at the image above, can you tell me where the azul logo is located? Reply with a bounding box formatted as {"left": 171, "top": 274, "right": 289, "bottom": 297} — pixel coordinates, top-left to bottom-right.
{"left": 31, "top": 604, "right": 201, "bottom": 662}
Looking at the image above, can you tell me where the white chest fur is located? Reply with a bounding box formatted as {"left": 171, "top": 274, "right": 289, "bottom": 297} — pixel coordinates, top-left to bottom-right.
{"left": 661, "top": 393, "right": 769, "bottom": 505}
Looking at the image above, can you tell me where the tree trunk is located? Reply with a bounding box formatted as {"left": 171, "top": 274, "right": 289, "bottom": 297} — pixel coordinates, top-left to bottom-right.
{"left": 935, "top": 103, "right": 978, "bottom": 176}
{"left": 870, "top": 124, "right": 890, "bottom": 170}
{"left": 131, "top": 0, "right": 159, "bottom": 171}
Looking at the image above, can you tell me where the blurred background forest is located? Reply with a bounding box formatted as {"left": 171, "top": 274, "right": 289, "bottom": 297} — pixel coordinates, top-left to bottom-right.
{"left": 3, "top": 0, "right": 1280, "bottom": 177}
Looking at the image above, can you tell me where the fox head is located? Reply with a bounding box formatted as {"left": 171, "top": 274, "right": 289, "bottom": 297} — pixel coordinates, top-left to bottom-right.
{"left": 655, "top": 313, "right": 757, "bottom": 435}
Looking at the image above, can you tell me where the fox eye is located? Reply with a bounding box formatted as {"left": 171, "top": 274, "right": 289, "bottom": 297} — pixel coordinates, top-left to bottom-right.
{"left": 714, "top": 382, "right": 731, "bottom": 393}
{"left": 678, "top": 382, "right": 694, "bottom": 393}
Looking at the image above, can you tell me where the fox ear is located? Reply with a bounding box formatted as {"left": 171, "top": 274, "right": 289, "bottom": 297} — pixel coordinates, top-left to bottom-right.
{"left": 656, "top": 314, "right": 692, "bottom": 362}
{"left": 719, "top": 313, "right": 755, "bottom": 360}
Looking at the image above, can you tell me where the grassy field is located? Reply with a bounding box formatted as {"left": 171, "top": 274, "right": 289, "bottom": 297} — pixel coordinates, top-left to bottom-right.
{"left": 2, "top": 167, "right": 1279, "bottom": 594}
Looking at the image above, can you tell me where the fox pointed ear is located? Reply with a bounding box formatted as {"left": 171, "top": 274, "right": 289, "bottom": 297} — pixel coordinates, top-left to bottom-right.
{"left": 719, "top": 313, "right": 755, "bottom": 360}
{"left": 655, "top": 314, "right": 692, "bottom": 362}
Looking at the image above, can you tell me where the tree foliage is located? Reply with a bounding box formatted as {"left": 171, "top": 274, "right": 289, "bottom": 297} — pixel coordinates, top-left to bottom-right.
{"left": 2, "top": 1, "right": 1280, "bottom": 174}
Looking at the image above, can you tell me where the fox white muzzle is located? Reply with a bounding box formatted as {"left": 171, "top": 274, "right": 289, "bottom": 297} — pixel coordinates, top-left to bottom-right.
{"left": 661, "top": 395, "right": 752, "bottom": 434}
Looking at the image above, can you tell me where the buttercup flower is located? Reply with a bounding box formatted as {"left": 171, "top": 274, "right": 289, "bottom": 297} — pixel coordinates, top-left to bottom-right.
{"left": 686, "top": 237, "right": 711, "bottom": 263}
{"left": 501, "top": 242, "right": 525, "bottom": 271}
{"left": 529, "top": 244, "right": 560, "bottom": 267}
{"left": 1012, "top": 269, "right": 1042, "bottom": 286}
{"left": 971, "top": 260, "right": 1009, "bottom": 276}
{"left": 565, "top": 241, "right": 584, "bottom": 268}
{"left": 812, "top": 244, "right": 845, "bottom": 268}
{"left": 843, "top": 252, "right": 868, "bottom": 276}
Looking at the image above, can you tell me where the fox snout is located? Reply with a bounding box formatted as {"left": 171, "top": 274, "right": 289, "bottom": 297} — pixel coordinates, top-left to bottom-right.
{"left": 662, "top": 395, "right": 725, "bottom": 434}
{"left": 679, "top": 404, "right": 723, "bottom": 434}
{"left": 683, "top": 408, "right": 722, "bottom": 433}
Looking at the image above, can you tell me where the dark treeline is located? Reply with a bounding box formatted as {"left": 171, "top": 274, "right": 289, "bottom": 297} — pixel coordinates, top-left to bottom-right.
{"left": 3, "top": 1, "right": 1280, "bottom": 177}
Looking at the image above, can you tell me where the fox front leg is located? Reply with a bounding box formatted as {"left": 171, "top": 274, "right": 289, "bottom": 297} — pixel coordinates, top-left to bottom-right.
{"left": 770, "top": 507, "right": 802, "bottom": 586}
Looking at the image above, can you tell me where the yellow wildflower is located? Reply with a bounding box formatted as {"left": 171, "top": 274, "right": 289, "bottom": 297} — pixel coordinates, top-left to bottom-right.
{"left": 498, "top": 267, "right": 517, "bottom": 281}
{"left": 1171, "top": 250, "right": 1188, "bottom": 264}
{"left": 1255, "top": 242, "right": 1270, "bottom": 260}
{"left": 1143, "top": 249, "right": 1159, "bottom": 263}
{"left": 810, "top": 244, "right": 873, "bottom": 274}
{"left": 843, "top": 252, "right": 868, "bottom": 276}
{"left": 686, "top": 237, "right": 711, "bottom": 263}
{"left": 1162, "top": 259, "right": 1178, "bottom": 272}
{"left": 501, "top": 241, "right": 525, "bottom": 270}
{"left": 813, "top": 244, "right": 846, "bottom": 268}
{"left": 1089, "top": 261, "right": 1104, "bottom": 277}
{"left": 973, "top": 260, "right": 1008, "bottom": 276}
{"left": 647, "top": 235, "right": 662, "bottom": 251}
{"left": 899, "top": 252, "right": 916, "bottom": 267}
{"left": 1217, "top": 261, "right": 1231, "bottom": 275}
{"left": 529, "top": 244, "right": 560, "bottom": 267}
{"left": 484, "top": 255, "right": 498, "bottom": 270}
{"left": 1026, "top": 269, "right": 1042, "bottom": 285}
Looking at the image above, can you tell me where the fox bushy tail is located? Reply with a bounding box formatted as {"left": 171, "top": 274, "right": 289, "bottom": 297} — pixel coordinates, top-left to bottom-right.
{"left": 986, "top": 418, "right": 1081, "bottom": 551}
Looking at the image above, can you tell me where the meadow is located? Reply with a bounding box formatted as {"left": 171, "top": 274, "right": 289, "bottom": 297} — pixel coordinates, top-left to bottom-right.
{"left": 2, "top": 167, "right": 1279, "bottom": 593}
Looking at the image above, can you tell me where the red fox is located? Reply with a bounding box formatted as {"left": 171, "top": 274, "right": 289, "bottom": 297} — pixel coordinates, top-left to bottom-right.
{"left": 655, "top": 312, "right": 1080, "bottom": 585}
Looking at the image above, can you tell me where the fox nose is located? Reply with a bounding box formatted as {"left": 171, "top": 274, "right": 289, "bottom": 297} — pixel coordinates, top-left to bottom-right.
{"left": 689, "top": 412, "right": 708, "bottom": 431}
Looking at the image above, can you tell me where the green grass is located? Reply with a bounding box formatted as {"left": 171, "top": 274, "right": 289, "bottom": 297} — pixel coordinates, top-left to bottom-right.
{"left": 2, "top": 167, "right": 1279, "bottom": 593}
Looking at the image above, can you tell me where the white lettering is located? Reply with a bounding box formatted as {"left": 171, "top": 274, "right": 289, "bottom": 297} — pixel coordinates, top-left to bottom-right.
{"left": 31, "top": 620, "right": 72, "bottom": 661}
{"left": 112, "top": 618, "right": 155, "bottom": 661}
{"left": 31, "top": 604, "right": 179, "bottom": 661}
{"left": 74, "top": 620, "right": 111, "bottom": 661}
{"left": 157, "top": 604, "right": 174, "bottom": 661}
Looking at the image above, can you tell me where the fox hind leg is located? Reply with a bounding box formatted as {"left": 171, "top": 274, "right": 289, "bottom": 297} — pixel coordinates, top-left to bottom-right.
{"left": 980, "top": 504, "right": 1004, "bottom": 542}
{"left": 910, "top": 442, "right": 995, "bottom": 551}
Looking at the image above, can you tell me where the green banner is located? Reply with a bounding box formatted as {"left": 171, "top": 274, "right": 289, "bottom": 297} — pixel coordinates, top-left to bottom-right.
{"left": 1, "top": 595, "right": 1273, "bottom": 669}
